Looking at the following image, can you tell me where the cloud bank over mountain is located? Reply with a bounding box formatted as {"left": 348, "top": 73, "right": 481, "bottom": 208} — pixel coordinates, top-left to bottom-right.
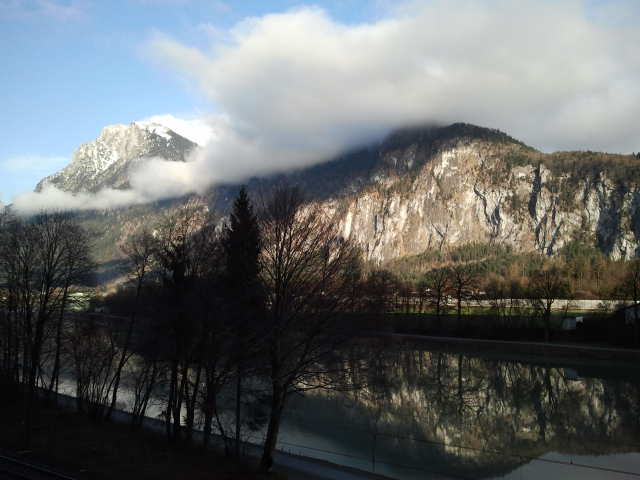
{"left": 138, "top": 115, "right": 218, "bottom": 147}
{"left": 13, "top": 0, "right": 640, "bottom": 213}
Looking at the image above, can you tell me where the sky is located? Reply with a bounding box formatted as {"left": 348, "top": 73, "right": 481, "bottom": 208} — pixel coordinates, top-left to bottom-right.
{"left": 1, "top": 0, "right": 640, "bottom": 210}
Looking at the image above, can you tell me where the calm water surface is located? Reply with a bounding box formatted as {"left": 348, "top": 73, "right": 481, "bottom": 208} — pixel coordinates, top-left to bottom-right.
{"left": 276, "top": 341, "right": 640, "bottom": 480}
{"left": 56, "top": 340, "right": 640, "bottom": 479}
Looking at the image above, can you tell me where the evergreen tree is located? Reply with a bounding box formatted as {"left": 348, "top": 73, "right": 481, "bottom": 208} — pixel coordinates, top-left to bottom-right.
{"left": 221, "top": 186, "right": 264, "bottom": 457}
{"left": 223, "top": 186, "right": 262, "bottom": 301}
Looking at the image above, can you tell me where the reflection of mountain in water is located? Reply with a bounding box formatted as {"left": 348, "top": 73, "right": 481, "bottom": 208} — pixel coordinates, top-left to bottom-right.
{"left": 283, "top": 342, "right": 640, "bottom": 479}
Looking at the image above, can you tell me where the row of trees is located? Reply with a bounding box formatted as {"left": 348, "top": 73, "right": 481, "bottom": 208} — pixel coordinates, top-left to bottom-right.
{"left": 359, "top": 264, "right": 571, "bottom": 341}
{"left": 0, "top": 212, "right": 94, "bottom": 446}
{"left": 0, "top": 186, "right": 362, "bottom": 471}
{"left": 366, "top": 257, "right": 640, "bottom": 314}
{"left": 65, "top": 186, "right": 362, "bottom": 472}
{"left": 361, "top": 258, "right": 640, "bottom": 344}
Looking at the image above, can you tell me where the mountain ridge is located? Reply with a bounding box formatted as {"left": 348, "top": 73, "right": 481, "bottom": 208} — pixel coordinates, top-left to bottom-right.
{"left": 28, "top": 121, "right": 640, "bottom": 267}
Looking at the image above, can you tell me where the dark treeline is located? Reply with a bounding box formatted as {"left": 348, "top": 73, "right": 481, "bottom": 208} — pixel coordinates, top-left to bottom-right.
{"left": 0, "top": 185, "right": 365, "bottom": 473}
{"left": 0, "top": 212, "right": 94, "bottom": 447}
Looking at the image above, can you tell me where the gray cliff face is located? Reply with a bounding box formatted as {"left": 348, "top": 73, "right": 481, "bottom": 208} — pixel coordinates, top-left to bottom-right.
{"left": 323, "top": 138, "right": 640, "bottom": 263}
{"left": 36, "top": 122, "right": 196, "bottom": 194}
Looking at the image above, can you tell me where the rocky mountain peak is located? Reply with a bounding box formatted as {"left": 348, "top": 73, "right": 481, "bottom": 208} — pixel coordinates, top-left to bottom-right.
{"left": 36, "top": 121, "right": 197, "bottom": 194}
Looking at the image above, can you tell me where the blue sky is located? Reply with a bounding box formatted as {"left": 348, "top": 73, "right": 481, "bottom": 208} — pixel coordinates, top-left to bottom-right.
{"left": 0, "top": 0, "right": 386, "bottom": 203}
{"left": 2, "top": 0, "right": 640, "bottom": 208}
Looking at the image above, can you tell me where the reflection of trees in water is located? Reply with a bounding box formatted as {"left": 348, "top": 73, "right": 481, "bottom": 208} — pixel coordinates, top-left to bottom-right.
{"left": 287, "top": 342, "right": 640, "bottom": 478}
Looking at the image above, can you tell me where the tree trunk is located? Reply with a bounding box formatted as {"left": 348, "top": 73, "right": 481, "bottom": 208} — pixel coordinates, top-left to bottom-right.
{"left": 259, "top": 385, "right": 286, "bottom": 473}
{"left": 234, "top": 362, "right": 243, "bottom": 457}
{"left": 166, "top": 360, "right": 178, "bottom": 441}
{"left": 213, "top": 396, "right": 231, "bottom": 456}
{"left": 457, "top": 353, "right": 463, "bottom": 415}
{"left": 107, "top": 315, "right": 135, "bottom": 420}
{"left": 544, "top": 306, "right": 551, "bottom": 343}
{"left": 112, "top": 276, "right": 145, "bottom": 420}
{"left": 203, "top": 408, "right": 213, "bottom": 450}
{"left": 24, "top": 315, "right": 46, "bottom": 448}
{"left": 185, "top": 362, "right": 202, "bottom": 442}
{"left": 171, "top": 362, "right": 188, "bottom": 442}
{"left": 48, "top": 285, "right": 68, "bottom": 401}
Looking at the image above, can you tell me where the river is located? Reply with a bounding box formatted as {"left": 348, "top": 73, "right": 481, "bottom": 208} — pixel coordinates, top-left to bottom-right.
{"left": 276, "top": 340, "right": 640, "bottom": 479}
{"left": 56, "top": 339, "right": 640, "bottom": 479}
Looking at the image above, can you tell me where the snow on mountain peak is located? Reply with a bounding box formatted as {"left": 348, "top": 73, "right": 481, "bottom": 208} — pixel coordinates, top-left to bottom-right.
{"left": 36, "top": 118, "right": 198, "bottom": 195}
{"left": 135, "top": 121, "right": 172, "bottom": 141}
{"left": 136, "top": 115, "right": 216, "bottom": 147}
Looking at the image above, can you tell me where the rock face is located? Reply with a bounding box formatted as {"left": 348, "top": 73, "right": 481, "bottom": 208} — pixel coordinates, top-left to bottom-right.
{"left": 35, "top": 122, "right": 640, "bottom": 264}
{"left": 36, "top": 122, "right": 196, "bottom": 193}
{"left": 317, "top": 125, "right": 640, "bottom": 262}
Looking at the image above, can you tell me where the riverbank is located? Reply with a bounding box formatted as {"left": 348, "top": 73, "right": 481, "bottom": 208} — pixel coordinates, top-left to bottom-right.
{"left": 0, "top": 387, "right": 400, "bottom": 480}
{"left": 372, "top": 331, "right": 640, "bottom": 366}
{"left": 0, "top": 395, "right": 263, "bottom": 479}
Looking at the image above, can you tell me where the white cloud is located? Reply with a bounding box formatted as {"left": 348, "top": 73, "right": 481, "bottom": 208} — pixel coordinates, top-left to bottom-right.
{"left": 152, "top": 1, "right": 640, "bottom": 154}
{"left": 16, "top": 0, "right": 640, "bottom": 212}
{"left": 13, "top": 185, "right": 145, "bottom": 214}
{"left": 12, "top": 155, "right": 198, "bottom": 214}
{"left": 139, "top": 114, "right": 218, "bottom": 146}
{"left": 141, "top": 1, "right": 638, "bottom": 183}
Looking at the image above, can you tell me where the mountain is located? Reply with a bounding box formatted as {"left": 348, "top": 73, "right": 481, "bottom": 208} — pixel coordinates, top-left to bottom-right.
{"left": 36, "top": 121, "right": 197, "bottom": 193}
{"left": 324, "top": 126, "right": 640, "bottom": 262}
{"left": 33, "top": 121, "right": 640, "bottom": 272}
{"left": 242, "top": 122, "right": 640, "bottom": 261}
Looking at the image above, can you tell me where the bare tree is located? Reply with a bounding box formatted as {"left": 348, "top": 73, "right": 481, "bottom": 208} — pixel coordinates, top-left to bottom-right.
{"left": 106, "top": 228, "right": 155, "bottom": 419}
{"left": 362, "top": 269, "right": 398, "bottom": 316}
{"left": 70, "top": 314, "right": 120, "bottom": 420}
{"left": 183, "top": 225, "right": 237, "bottom": 451}
{"left": 152, "top": 200, "right": 209, "bottom": 443}
{"left": 527, "top": 266, "right": 571, "bottom": 342}
{"left": 0, "top": 212, "right": 20, "bottom": 384}
{"left": 450, "top": 265, "right": 478, "bottom": 326}
{"left": 0, "top": 212, "right": 94, "bottom": 446}
{"left": 258, "top": 185, "right": 361, "bottom": 471}
{"left": 396, "top": 280, "right": 413, "bottom": 313}
{"left": 485, "top": 276, "right": 526, "bottom": 329}
{"left": 127, "top": 323, "right": 163, "bottom": 430}
{"left": 619, "top": 259, "right": 640, "bottom": 345}
{"left": 47, "top": 221, "right": 94, "bottom": 399}
{"left": 422, "top": 267, "right": 451, "bottom": 329}
{"left": 113, "top": 202, "right": 237, "bottom": 447}
{"left": 183, "top": 217, "right": 226, "bottom": 444}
